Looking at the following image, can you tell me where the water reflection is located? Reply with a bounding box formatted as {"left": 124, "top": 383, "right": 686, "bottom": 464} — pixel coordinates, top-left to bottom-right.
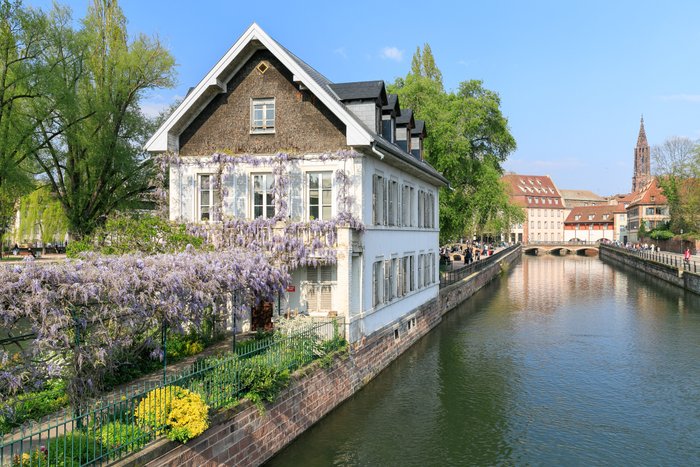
{"left": 268, "top": 256, "right": 700, "bottom": 466}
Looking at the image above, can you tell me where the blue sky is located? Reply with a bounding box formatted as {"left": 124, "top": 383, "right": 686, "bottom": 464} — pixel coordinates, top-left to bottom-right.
{"left": 26, "top": 0, "right": 700, "bottom": 196}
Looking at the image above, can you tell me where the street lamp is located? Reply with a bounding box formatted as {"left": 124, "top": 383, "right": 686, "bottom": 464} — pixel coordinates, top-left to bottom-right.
{"left": 680, "top": 229, "right": 683, "bottom": 254}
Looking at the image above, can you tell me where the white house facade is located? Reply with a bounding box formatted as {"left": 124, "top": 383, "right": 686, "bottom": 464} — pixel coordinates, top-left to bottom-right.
{"left": 145, "top": 24, "right": 447, "bottom": 343}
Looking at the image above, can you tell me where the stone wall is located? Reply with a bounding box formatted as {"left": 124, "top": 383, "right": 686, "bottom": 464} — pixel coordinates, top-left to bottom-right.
{"left": 599, "top": 245, "right": 700, "bottom": 296}
{"left": 115, "top": 247, "right": 521, "bottom": 467}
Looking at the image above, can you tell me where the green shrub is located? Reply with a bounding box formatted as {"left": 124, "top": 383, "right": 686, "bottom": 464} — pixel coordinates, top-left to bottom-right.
{"left": 239, "top": 360, "right": 290, "bottom": 407}
{"left": 134, "top": 386, "right": 209, "bottom": 443}
{"left": 1, "top": 380, "right": 69, "bottom": 435}
{"left": 42, "top": 432, "right": 101, "bottom": 467}
{"left": 650, "top": 229, "right": 674, "bottom": 240}
{"left": 97, "top": 421, "right": 149, "bottom": 452}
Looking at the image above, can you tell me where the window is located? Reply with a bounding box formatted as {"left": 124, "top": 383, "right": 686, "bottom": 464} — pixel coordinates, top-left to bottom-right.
{"left": 401, "top": 185, "right": 411, "bottom": 227}
{"left": 388, "top": 180, "right": 399, "bottom": 226}
{"left": 251, "top": 98, "right": 275, "bottom": 133}
{"left": 198, "top": 174, "right": 218, "bottom": 221}
{"left": 253, "top": 174, "right": 275, "bottom": 218}
{"left": 418, "top": 191, "right": 425, "bottom": 227}
{"left": 306, "top": 266, "right": 335, "bottom": 313}
{"left": 398, "top": 257, "right": 405, "bottom": 297}
{"left": 646, "top": 207, "right": 654, "bottom": 215}
{"left": 308, "top": 172, "right": 332, "bottom": 220}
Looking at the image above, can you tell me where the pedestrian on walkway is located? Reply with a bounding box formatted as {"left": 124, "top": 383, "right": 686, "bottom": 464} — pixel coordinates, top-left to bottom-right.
{"left": 684, "top": 248, "right": 691, "bottom": 269}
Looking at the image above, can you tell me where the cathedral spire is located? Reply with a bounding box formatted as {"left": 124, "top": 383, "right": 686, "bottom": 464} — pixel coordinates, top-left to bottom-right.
{"left": 632, "top": 115, "right": 651, "bottom": 193}
{"left": 637, "top": 115, "right": 648, "bottom": 147}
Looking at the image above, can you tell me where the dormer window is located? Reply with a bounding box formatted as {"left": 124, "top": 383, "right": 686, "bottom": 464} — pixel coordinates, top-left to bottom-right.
{"left": 251, "top": 98, "right": 275, "bottom": 133}
{"left": 575, "top": 215, "right": 581, "bottom": 220}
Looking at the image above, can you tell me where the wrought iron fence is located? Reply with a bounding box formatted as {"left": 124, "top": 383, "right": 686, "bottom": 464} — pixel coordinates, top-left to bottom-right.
{"left": 1, "top": 318, "right": 345, "bottom": 466}
{"left": 604, "top": 244, "right": 698, "bottom": 274}
{"left": 440, "top": 245, "right": 519, "bottom": 288}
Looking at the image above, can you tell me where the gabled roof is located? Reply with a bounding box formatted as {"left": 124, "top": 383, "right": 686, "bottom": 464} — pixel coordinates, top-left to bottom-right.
{"left": 502, "top": 173, "right": 563, "bottom": 208}
{"left": 144, "top": 23, "right": 447, "bottom": 187}
{"left": 396, "top": 108, "right": 414, "bottom": 128}
{"left": 328, "top": 81, "right": 387, "bottom": 105}
{"left": 564, "top": 205, "right": 617, "bottom": 224}
{"left": 145, "top": 22, "right": 372, "bottom": 152}
{"left": 559, "top": 189, "right": 605, "bottom": 202}
{"left": 411, "top": 120, "right": 426, "bottom": 137}
{"left": 628, "top": 177, "right": 667, "bottom": 208}
{"left": 382, "top": 93, "right": 400, "bottom": 116}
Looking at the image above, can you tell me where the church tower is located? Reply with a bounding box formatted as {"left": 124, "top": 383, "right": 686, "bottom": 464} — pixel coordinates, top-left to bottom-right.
{"left": 632, "top": 116, "right": 650, "bottom": 193}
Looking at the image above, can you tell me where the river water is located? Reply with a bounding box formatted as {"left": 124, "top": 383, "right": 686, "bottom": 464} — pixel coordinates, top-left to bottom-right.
{"left": 267, "top": 255, "right": 700, "bottom": 466}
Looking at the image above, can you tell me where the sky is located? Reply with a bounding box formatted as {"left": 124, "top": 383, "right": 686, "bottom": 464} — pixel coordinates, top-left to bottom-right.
{"left": 25, "top": 0, "right": 700, "bottom": 196}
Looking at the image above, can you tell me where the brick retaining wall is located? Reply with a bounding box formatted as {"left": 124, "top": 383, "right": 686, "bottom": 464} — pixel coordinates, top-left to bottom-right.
{"left": 115, "top": 247, "right": 522, "bottom": 466}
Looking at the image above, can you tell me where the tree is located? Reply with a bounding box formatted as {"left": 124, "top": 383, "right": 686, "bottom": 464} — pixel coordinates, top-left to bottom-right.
{"left": 390, "top": 47, "right": 522, "bottom": 242}
{"left": 33, "top": 0, "right": 175, "bottom": 239}
{"left": 0, "top": 1, "right": 50, "bottom": 248}
{"left": 652, "top": 136, "right": 700, "bottom": 233}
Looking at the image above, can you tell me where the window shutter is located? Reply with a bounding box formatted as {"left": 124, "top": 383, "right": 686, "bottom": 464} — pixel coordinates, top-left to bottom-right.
{"left": 289, "top": 169, "right": 303, "bottom": 221}
{"left": 234, "top": 172, "right": 247, "bottom": 218}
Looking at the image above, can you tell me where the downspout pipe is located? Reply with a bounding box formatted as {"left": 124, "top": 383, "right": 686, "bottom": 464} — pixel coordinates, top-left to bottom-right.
{"left": 371, "top": 141, "right": 385, "bottom": 160}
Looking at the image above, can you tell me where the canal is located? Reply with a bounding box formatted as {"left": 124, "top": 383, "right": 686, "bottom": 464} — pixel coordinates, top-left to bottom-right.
{"left": 267, "top": 255, "right": 700, "bottom": 466}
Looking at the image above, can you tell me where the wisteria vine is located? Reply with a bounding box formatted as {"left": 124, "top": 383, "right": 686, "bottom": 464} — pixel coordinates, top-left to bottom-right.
{"left": 0, "top": 249, "right": 288, "bottom": 408}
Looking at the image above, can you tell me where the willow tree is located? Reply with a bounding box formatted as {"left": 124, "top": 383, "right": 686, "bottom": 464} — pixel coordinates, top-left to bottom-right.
{"left": 390, "top": 46, "right": 523, "bottom": 242}
{"left": 33, "top": 0, "right": 175, "bottom": 238}
{"left": 0, "top": 1, "right": 50, "bottom": 251}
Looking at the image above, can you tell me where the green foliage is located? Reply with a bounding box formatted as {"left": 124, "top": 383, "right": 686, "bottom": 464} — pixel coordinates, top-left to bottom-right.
{"left": 650, "top": 229, "right": 674, "bottom": 240}
{"left": 239, "top": 361, "right": 290, "bottom": 408}
{"left": 66, "top": 212, "right": 205, "bottom": 257}
{"left": 0, "top": 380, "right": 69, "bottom": 435}
{"left": 0, "top": 0, "right": 46, "bottom": 214}
{"left": 134, "top": 385, "right": 209, "bottom": 443}
{"left": 33, "top": 0, "right": 175, "bottom": 239}
{"left": 390, "top": 47, "right": 520, "bottom": 242}
{"left": 44, "top": 432, "right": 101, "bottom": 467}
{"left": 97, "top": 421, "right": 149, "bottom": 451}
{"left": 16, "top": 187, "right": 68, "bottom": 244}
{"left": 653, "top": 137, "right": 700, "bottom": 234}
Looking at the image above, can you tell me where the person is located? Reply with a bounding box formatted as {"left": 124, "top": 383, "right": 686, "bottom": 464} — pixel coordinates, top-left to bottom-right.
{"left": 684, "top": 248, "right": 691, "bottom": 269}
{"left": 12, "top": 243, "right": 19, "bottom": 256}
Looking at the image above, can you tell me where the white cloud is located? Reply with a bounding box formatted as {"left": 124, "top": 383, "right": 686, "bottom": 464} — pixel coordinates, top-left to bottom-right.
{"left": 656, "top": 94, "right": 700, "bottom": 103}
{"left": 380, "top": 46, "right": 403, "bottom": 62}
{"left": 333, "top": 47, "right": 348, "bottom": 59}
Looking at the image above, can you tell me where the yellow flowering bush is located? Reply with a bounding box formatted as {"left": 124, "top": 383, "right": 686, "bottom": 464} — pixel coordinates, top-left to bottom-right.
{"left": 134, "top": 385, "right": 209, "bottom": 443}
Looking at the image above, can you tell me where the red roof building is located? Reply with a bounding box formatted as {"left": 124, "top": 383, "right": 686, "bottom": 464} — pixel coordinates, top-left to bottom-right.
{"left": 502, "top": 174, "right": 564, "bottom": 243}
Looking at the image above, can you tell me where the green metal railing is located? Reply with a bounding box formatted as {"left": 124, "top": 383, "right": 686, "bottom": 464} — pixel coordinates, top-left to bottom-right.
{"left": 1, "top": 318, "right": 345, "bottom": 466}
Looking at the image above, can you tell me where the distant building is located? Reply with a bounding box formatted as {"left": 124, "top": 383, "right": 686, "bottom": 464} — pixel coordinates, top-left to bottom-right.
{"left": 626, "top": 178, "right": 669, "bottom": 243}
{"left": 563, "top": 205, "right": 617, "bottom": 242}
{"left": 502, "top": 174, "right": 565, "bottom": 243}
{"left": 632, "top": 116, "right": 651, "bottom": 193}
{"left": 559, "top": 189, "right": 606, "bottom": 208}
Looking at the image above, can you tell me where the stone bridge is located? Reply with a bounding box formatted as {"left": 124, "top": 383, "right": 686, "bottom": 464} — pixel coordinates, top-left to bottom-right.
{"left": 523, "top": 241, "right": 600, "bottom": 256}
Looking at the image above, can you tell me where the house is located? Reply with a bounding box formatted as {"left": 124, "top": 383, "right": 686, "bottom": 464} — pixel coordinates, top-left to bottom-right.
{"left": 144, "top": 23, "right": 448, "bottom": 343}
{"left": 563, "top": 205, "right": 617, "bottom": 242}
{"left": 502, "top": 174, "right": 565, "bottom": 243}
{"left": 626, "top": 178, "right": 669, "bottom": 243}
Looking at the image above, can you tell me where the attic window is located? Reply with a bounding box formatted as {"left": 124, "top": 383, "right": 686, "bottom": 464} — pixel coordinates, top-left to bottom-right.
{"left": 256, "top": 61, "right": 269, "bottom": 74}
{"left": 251, "top": 98, "right": 275, "bottom": 133}
{"left": 650, "top": 196, "right": 655, "bottom": 202}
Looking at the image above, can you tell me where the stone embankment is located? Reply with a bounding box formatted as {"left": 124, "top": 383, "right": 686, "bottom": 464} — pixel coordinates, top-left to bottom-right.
{"left": 599, "top": 244, "right": 700, "bottom": 296}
